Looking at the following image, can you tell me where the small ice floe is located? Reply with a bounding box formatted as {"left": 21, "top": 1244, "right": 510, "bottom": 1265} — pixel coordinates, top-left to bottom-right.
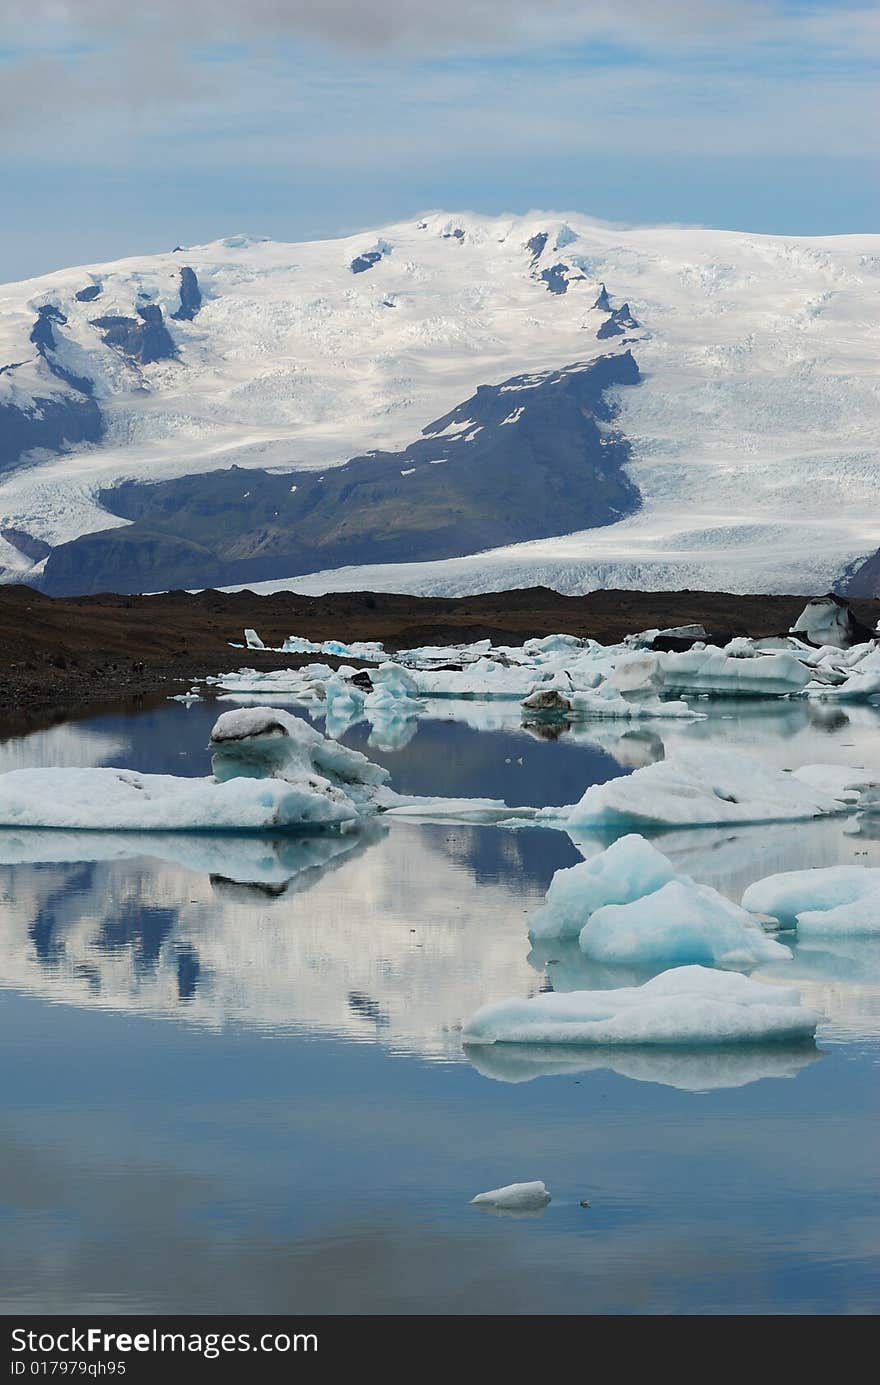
{"left": 529, "top": 834, "right": 789, "bottom": 968}
{"left": 244, "top": 628, "right": 265, "bottom": 650}
{"left": 543, "top": 748, "right": 858, "bottom": 831}
{"left": 462, "top": 966, "right": 820, "bottom": 1047}
{"left": 470, "top": 1181, "right": 551, "bottom": 1214}
{"left": 522, "top": 683, "right": 699, "bottom": 721}
{"left": 743, "top": 865, "right": 880, "bottom": 937}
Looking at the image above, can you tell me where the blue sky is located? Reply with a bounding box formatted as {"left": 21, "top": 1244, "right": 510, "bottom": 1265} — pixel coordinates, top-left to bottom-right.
{"left": 1, "top": 1, "right": 877, "bottom": 281}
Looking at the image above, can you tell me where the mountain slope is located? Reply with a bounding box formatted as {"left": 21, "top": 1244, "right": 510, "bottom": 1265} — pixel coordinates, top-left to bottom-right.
{"left": 1, "top": 211, "right": 878, "bottom": 596}
{"left": 41, "top": 353, "right": 640, "bottom": 595}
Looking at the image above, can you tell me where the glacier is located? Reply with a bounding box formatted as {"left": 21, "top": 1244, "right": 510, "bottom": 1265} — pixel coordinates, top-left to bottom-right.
{"left": 1, "top": 211, "right": 879, "bottom": 595}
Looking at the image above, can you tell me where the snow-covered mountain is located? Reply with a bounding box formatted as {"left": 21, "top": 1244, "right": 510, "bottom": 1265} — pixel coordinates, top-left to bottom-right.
{"left": 1, "top": 212, "right": 878, "bottom": 596}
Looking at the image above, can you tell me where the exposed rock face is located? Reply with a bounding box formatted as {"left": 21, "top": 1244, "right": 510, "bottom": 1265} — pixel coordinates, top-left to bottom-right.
{"left": 597, "top": 302, "right": 639, "bottom": 340}
{"left": 350, "top": 251, "right": 383, "bottom": 274}
{"left": 90, "top": 305, "right": 177, "bottom": 364}
{"left": 75, "top": 285, "right": 102, "bottom": 303}
{"left": 171, "top": 266, "right": 202, "bottom": 321}
{"left": 29, "top": 305, "right": 94, "bottom": 394}
{"left": 843, "top": 551, "right": 880, "bottom": 600}
{"left": 0, "top": 528, "right": 52, "bottom": 562}
{"left": 526, "top": 232, "right": 548, "bottom": 264}
{"left": 539, "top": 263, "right": 572, "bottom": 294}
{"left": 0, "top": 393, "right": 103, "bottom": 474}
{"left": 592, "top": 283, "right": 612, "bottom": 312}
{"left": 0, "top": 305, "right": 103, "bottom": 473}
{"left": 41, "top": 351, "right": 643, "bottom": 595}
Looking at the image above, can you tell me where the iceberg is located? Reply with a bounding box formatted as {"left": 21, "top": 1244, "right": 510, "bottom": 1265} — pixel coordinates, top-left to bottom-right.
{"left": 657, "top": 648, "right": 811, "bottom": 697}
{"left": 742, "top": 865, "right": 880, "bottom": 936}
{"left": 470, "top": 1181, "right": 551, "bottom": 1212}
{"left": 0, "top": 706, "right": 391, "bottom": 833}
{"left": 550, "top": 748, "right": 850, "bottom": 830}
{"left": 461, "top": 965, "right": 820, "bottom": 1047}
{"left": 580, "top": 879, "right": 791, "bottom": 969}
{"left": 530, "top": 834, "right": 789, "bottom": 967}
{"left": 529, "top": 834, "right": 679, "bottom": 940}
{"left": 791, "top": 594, "right": 874, "bottom": 650}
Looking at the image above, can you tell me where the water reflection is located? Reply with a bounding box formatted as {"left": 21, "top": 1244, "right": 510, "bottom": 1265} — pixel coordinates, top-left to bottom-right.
{"left": 465, "top": 1040, "right": 822, "bottom": 1091}
{"left": 0, "top": 823, "right": 574, "bottom": 1056}
{"left": 0, "top": 702, "right": 878, "bottom": 1314}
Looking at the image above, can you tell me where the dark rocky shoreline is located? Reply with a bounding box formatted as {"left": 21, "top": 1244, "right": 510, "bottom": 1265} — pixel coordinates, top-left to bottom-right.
{"left": 2, "top": 583, "right": 877, "bottom": 739}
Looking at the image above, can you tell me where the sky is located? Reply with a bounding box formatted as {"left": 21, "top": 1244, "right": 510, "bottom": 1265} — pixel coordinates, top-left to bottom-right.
{"left": 1, "top": 1, "right": 878, "bottom": 281}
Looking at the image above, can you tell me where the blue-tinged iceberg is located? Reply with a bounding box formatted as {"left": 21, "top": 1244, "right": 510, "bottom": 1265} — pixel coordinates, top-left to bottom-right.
{"left": 462, "top": 966, "right": 819, "bottom": 1047}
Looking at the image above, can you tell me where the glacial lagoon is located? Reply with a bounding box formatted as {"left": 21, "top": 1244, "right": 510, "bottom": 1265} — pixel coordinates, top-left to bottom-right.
{"left": 0, "top": 697, "right": 877, "bottom": 1314}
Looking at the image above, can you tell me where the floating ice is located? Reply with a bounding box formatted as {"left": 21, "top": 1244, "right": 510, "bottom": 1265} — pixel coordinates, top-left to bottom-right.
{"left": 0, "top": 767, "right": 364, "bottom": 832}
{"left": 470, "top": 1181, "right": 550, "bottom": 1211}
{"left": 657, "top": 648, "right": 811, "bottom": 697}
{"left": 791, "top": 594, "right": 873, "bottom": 650}
{"left": 244, "top": 628, "right": 265, "bottom": 649}
{"left": 743, "top": 865, "right": 880, "bottom": 936}
{"left": 548, "top": 748, "right": 850, "bottom": 830}
{"left": 530, "top": 834, "right": 789, "bottom": 968}
{"left": 0, "top": 706, "right": 390, "bottom": 832}
{"left": 462, "top": 966, "right": 820, "bottom": 1047}
{"left": 529, "top": 834, "right": 678, "bottom": 940}
{"left": 581, "top": 879, "right": 791, "bottom": 969}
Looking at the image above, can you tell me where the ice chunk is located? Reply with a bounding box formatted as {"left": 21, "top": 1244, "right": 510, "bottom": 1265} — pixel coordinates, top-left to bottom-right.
{"left": 567, "top": 688, "right": 699, "bottom": 720}
{"left": 657, "top": 648, "right": 811, "bottom": 697}
{"left": 0, "top": 707, "right": 392, "bottom": 833}
{"left": 581, "top": 879, "right": 791, "bottom": 968}
{"left": 606, "top": 651, "right": 663, "bottom": 695}
{"left": 470, "top": 1181, "right": 550, "bottom": 1211}
{"left": 462, "top": 966, "right": 819, "bottom": 1047}
{"left": 369, "top": 662, "right": 420, "bottom": 697}
{"left": 551, "top": 748, "right": 847, "bottom": 830}
{"left": 530, "top": 834, "right": 789, "bottom": 967}
{"left": 791, "top": 594, "right": 873, "bottom": 650}
{"left": 743, "top": 865, "right": 880, "bottom": 936}
{"left": 0, "top": 767, "right": 363, "bottom": 831}
{"left": 529, "top": 834, "right": 678, "bottom": 940}
{"left": 244, "top": 628, "right": 265, "bottom": 649}
{"left": 791, "top": 764, "right": 879, "bottom": 804}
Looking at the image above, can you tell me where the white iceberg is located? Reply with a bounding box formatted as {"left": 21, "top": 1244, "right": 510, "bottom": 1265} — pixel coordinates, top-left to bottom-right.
{"left": 549, "top": 748, "right": 849, "bottom": 830}
{"left": 244, "top": 627, "right": 265, "bottom": 649}
{"left": 791, "top": 594, "right": 873, "bottom": 650}
{"left": 657, "top": 648, "right": 811, "bottom": 697}
{"left": 742, "top": 865, "right": 880, "bottom": 936}
{"left": 470, "top": 1180, "right": 551, "bottom": 1212}
{"left": 0, "top": 706, "right": 391, "bottom": 833}
{"left": 461, "top": 965, "right": 820, "bottom": 1047}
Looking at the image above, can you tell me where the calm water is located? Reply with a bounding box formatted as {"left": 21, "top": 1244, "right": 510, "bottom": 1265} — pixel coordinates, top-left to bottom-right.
{"left": 0, "top": 697, "right": 877, "bottom": 1314}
